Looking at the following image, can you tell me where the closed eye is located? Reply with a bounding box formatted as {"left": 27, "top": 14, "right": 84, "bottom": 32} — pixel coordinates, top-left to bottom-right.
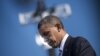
{"left": 42, "top": 31, "right": 50, "bottom": 37}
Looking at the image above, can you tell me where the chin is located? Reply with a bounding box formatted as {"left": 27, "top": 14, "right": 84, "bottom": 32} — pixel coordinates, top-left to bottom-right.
{"left": 52, "top": 46, "right": 58, "bottom": 48}
{"left": 49, "top": 43, "right": 59, "bottom": 48}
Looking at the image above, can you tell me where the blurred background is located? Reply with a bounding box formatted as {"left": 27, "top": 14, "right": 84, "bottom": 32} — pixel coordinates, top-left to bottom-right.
{"left": 0, "top": 0, "right": 99, "bottom": 56}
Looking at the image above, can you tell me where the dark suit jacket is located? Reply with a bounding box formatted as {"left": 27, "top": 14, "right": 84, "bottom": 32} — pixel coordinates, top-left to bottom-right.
{"left": 62, "top": 36, "right": 96, "bottom": 56}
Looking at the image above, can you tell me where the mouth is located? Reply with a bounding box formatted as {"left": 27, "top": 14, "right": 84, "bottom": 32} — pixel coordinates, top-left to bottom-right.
{"left": 45, "top": 39, "right": 52, "bottom": 44}
{"left": 45, "top": 39, "right": 57, "bottom": 48}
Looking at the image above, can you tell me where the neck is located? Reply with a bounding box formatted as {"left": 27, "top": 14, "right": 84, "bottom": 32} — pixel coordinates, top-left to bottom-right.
{"left": 61, "top": 30, "right": 67, "bottom": 40}
{"left": 58, "top": 30, "right": 67, "bottom": 47}
{"left": 61, "top": 31, "right": 67, "bottom": 41}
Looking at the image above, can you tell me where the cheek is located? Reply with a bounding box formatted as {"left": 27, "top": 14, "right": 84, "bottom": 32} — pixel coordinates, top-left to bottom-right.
{"left": 52, "top": 31, "right": 61, "bottom": 44}
{"left": 49, "top": 28, "right": 60, "bottom": 42}
{"left": 53, "top": 30, "right": 59, "bottom": 37}
{"left": 50, "top": 32, "right": 59, "bottom": 42}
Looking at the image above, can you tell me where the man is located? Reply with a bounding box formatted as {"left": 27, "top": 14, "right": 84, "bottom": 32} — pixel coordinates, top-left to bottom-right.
{"left": 37, "top": 15, "right": 96, "bottom": 56}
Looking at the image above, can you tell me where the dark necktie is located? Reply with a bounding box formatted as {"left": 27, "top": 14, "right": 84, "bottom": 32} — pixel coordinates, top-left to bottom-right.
{"left": 59, "top": 49, "right": 62, "bottom": 56}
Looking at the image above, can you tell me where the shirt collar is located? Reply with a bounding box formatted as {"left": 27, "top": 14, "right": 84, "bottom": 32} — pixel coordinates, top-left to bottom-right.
{"left": 59, "top": 33, "right": 69, "bottom": 51}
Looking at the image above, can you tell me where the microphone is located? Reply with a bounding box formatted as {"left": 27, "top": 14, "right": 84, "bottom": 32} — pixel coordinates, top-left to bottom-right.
{"left": 35, "top": 33, "right": 52, "bottom": 49}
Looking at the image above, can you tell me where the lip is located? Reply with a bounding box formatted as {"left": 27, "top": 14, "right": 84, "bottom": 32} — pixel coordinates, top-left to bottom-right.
{"left": 45, "top": 39, "right": 52, "bottom": 45}
{"left": 48, "top": 40, "right": 55, "bottom": 46}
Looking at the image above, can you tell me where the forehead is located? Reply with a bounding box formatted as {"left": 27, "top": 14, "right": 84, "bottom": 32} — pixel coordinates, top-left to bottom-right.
{"left": 39, "top": 24, "right": 51, "bottom": 32}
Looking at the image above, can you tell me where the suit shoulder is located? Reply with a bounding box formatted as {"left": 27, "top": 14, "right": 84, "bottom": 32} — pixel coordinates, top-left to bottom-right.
{"left": 74, "top": 36, "right": 94, "bottom": 51}
{"left": 71, "top": 36, "right": 96, "bottom": 56}
{"left": 74, "top": 36, "right": 91, "bottom": 46}
{"left": 72, "top": 36, "right": 92, "bottom": 51}
{"left": 74, "top": 36, "right": 89, "bottom": 44}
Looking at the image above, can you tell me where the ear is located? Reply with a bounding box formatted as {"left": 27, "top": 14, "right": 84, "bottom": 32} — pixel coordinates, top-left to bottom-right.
{"left": 55, "top": 24, "right": 61, "bottom": 32}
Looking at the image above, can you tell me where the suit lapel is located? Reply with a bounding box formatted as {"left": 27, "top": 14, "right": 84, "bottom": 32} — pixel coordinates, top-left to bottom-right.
{"left": 62, "top": 35, "right": 73, "bottom": 56}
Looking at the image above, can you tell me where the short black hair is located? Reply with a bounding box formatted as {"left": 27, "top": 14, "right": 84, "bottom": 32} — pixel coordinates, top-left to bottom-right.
{"left": 38, "top": 15, "right": 64, "bottom": 29}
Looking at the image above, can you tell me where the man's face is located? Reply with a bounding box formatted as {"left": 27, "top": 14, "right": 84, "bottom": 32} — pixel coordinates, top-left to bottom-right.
{"left": 39, "top": 24, "right": 61, "bottom": 48}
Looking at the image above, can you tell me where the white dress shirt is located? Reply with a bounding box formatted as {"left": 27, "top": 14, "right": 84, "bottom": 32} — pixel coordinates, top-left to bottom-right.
{"left": 59, "top": 33, "right": 69, "bottom": 56}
